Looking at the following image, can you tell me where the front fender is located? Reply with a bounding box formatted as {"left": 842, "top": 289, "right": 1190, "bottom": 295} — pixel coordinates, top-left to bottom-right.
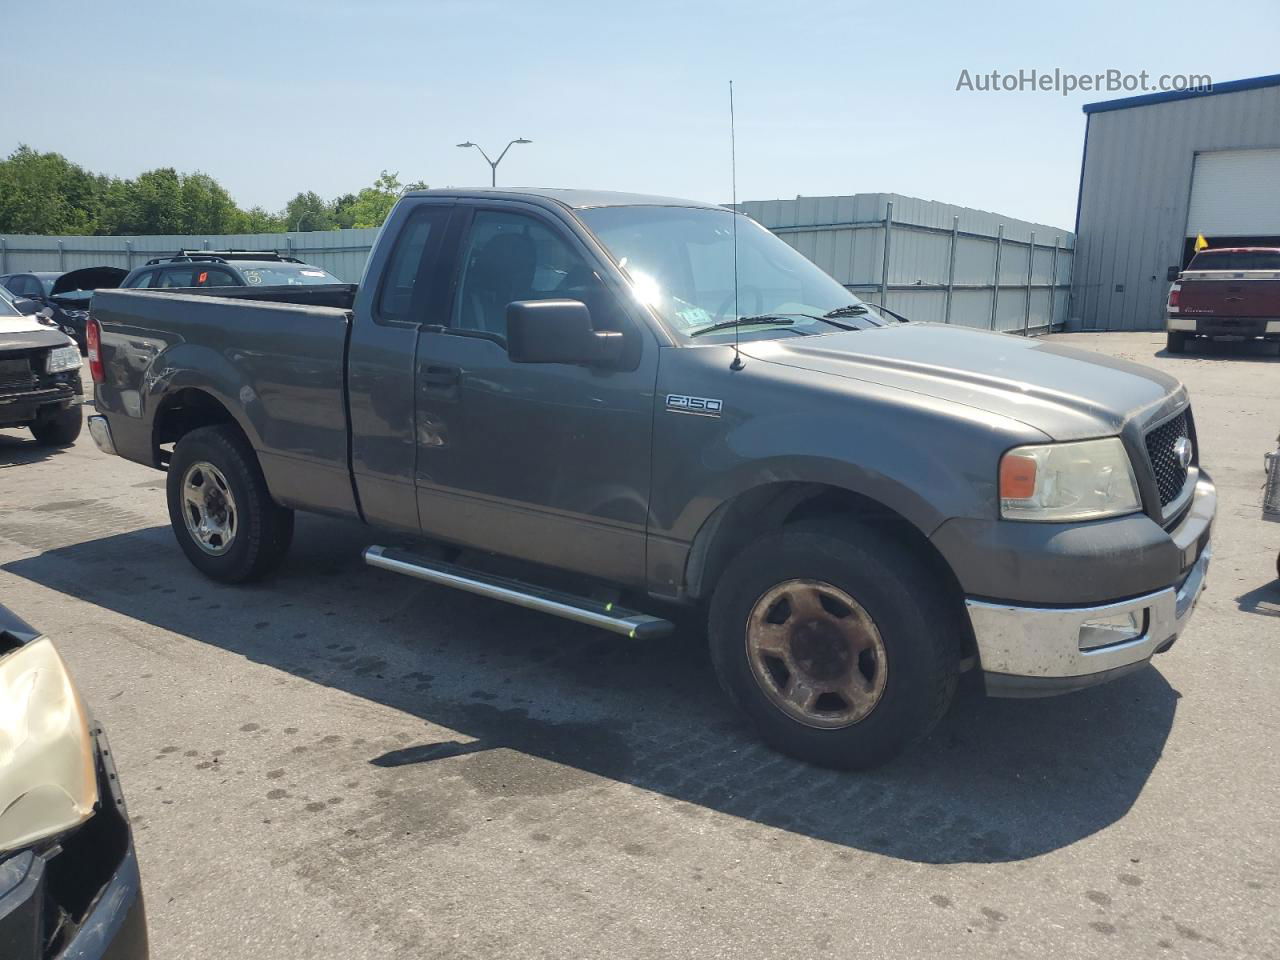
{"left": 646, "top": 342, "right": 1048, "bottom": 595}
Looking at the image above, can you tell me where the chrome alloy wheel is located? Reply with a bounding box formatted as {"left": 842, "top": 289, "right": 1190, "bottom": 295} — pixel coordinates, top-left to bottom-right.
{"left": 181, "top": 461, "right": 238, "bottom": 556}
{"left": 745, "top": 579, "right": 889, "bottom": 728}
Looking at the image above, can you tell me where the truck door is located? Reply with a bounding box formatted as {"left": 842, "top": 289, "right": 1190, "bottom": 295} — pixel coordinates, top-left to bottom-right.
{"left": 413, "top": 201, "right": 658, "bottom": 585}
{"left": 348, "top": 200, "right": 456, "bottom": 532}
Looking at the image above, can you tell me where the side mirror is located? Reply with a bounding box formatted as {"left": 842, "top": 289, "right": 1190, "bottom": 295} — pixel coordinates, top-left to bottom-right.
{"left": 506, "top": 299, "right": 624, "bottom": 366}
{"left": 1167, "top": 266, "right": 1181, "bottom": 281}
{"left": 11, "top": 297, "right": 42, "bottom": 315}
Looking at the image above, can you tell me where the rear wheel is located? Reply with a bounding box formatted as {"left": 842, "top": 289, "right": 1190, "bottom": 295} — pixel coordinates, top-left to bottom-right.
{"left": 166, "top": 425, "right": 293, "bottom": 583}
{"left": 1166, "top": 331, "right": 1188, "bottom": 353}
{"left": 30, "top": 404, "right": 82, "bottom": 447}
{"left": 708, "top": 521, "right": 959, "bottom": 769}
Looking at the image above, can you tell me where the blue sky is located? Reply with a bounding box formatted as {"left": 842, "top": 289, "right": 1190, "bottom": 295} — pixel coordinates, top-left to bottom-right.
{"left": 3, "top": 0, "right": 1276, "bottom": 228}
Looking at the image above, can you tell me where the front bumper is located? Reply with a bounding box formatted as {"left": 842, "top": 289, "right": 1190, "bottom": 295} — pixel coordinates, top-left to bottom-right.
{"left": 967, "top": 475, "right": 1215, "bottom": 697}
{"left": 0, "top": 387, "right": 77, "bottom": 430}
{"left": 0, "top": 727, "right": 148, "bottom": 959}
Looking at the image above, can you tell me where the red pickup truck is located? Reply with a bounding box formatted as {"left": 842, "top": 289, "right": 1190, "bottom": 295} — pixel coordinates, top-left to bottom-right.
{"left": 1166, "top": 247, "right": 1280, "bottom": 353}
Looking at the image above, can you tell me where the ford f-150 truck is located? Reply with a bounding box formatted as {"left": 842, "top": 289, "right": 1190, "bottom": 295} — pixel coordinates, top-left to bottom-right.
{"left": 1166, "top": 247, "right": 1280, "bottom": 352}
{"left": 86, "top": 188, "right": 1215, "bottom": 768}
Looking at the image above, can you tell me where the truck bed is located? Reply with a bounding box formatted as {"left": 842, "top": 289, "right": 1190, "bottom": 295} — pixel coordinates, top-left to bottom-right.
{"left": 90, "top": 287, "right": 358, "bottom": 518}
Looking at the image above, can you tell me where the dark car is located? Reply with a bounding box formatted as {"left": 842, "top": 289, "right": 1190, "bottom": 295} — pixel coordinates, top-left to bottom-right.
{"left": 0, "top": 605, "right": 148, "bottom": 958}
{"left": 120, "top": 250, "right": 341, "bottom": 291}
{"left": 0, "top": 268, "right": 128, "bottom": 353}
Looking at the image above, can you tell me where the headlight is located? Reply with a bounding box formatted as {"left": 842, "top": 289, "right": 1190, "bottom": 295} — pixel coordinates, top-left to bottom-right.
{"left": 999, "top": 437, "right": 1142, "bottom": 522}
{"left": 46, "top": 345, "right": 82, "bottom": 374}
{"left": 0, "top": 638, "right": 98, "bottom": 854}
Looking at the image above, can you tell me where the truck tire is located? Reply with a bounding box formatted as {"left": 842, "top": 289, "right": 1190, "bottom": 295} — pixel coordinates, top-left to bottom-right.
{"left": 1166, "top": 331, "right": 1187, "bottom": 353}
{"left": 30, "top": 404, "right": 82, "bottom": 446}
{"left": 708, "top": 521, "right": 959, "bottom": 769}
{"left": 166, "top": 425, "right": 294, "bottom": 583}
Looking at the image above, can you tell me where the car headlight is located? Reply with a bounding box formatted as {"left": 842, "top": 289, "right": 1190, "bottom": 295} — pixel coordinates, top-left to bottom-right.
{"left": 46, "top": 345, "right": 82, "bottom": 374}
{"left": 999, "top": 437, "right": 1142, "bottom": 522}
{"left": 0, "top": 638, "right": 98, "bottom": 854}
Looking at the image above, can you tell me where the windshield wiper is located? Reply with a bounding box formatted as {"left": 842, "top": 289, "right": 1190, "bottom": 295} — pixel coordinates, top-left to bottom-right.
{"left": 689, "top": 315, "right": 797, "bottom": 337}
{"left": 823, "top": 305, "right": 870, "bottom": 319}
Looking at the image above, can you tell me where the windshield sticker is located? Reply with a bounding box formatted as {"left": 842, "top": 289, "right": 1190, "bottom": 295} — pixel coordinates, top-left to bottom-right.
{"left": 243, "top": 270, "right": 263, "bottom": 285}
{"left": 675, "top": 306, "right": 713, "bottom": 327}
{"left": 301, "top": 270, "right": 326, "bottom": 277}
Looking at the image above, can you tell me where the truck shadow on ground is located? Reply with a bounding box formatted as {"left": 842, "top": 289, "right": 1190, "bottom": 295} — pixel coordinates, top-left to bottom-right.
{"left": 4, "top": 514, "right": 1180, "bottom": 865}
{"left": 0, "top": 431, "right": 69, "bottom": 467}
{"left": 1156, "top": 340, "right": 1280, "bottom": 361}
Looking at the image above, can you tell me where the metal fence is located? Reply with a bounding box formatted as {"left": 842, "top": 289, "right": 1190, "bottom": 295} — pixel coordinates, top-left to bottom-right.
{"left": 735, "top": 193, "right": 1075, "bottom": 334}
{"left": 0, "top": 228, "right": 382, "bottom": 283}
{"left": 0, "top": 193, "right": 1074, "bottom": 334}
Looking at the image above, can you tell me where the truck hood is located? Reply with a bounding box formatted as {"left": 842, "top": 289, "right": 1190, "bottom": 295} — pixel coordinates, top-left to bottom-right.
{"left": 740, "top": 323, "right": 1184, "bottom": 440}
{"left": 0, "top": 315, "right": 74, "bottom": 351}
{"left": 50, "top": 266, "right": 127, "bottom": 297}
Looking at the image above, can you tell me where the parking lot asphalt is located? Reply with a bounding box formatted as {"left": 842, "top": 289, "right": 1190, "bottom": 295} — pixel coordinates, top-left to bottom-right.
{"left": 1, "top": 331, "right": 1277, "bottom": 959}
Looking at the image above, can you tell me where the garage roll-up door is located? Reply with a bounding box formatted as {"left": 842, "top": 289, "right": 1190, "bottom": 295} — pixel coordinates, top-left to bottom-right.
{"left": 1185, "top": 148, "right": 1280, "bottom": 237}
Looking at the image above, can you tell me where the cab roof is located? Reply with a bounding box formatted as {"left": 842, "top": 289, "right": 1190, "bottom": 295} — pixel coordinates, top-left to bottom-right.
{"left": 402, "top": 187, "right": 726, "bottom": 211}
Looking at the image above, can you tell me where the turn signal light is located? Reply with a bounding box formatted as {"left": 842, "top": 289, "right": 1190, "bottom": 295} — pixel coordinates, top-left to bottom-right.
{"left": 999, "top": 454, "right": 1038, "bottom": 500}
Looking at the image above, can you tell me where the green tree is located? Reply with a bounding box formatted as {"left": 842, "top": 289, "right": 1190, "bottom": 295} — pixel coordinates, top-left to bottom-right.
{"left": 0, "top": 146, "right": 103, "bottom": 235}
{"left": 283, "top": 191, "right": 335, "bottom": 232}
{"left": 343, "top": 170, "right": 427, "bottom": 229}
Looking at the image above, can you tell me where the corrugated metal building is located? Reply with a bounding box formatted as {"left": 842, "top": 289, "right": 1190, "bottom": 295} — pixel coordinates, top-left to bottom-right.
{"left": 3, "top": 194, "right": 1076, "bottom": 333}
{"left": 736, "top": 193, "right": 1074, "bottom": 333}
{"left": 1070, "top": 73, "right": 1280, "bottom": 331}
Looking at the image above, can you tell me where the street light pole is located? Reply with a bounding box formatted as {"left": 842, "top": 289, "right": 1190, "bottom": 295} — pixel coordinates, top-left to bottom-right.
{"left": 456, "top": 138, "right": 532, "bottom": 187}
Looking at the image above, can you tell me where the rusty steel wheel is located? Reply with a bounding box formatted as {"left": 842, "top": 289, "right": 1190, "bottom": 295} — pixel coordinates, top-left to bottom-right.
{"left": 745, "top": 578, "right": 889, "bottom": 729}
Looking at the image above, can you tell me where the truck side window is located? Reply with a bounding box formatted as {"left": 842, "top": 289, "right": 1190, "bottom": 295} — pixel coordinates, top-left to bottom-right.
{"left": 453, "top": 210, "right": 623, "bottom": 338}
{"left": 377, "top": 206, "right": 442, "bottom": 323}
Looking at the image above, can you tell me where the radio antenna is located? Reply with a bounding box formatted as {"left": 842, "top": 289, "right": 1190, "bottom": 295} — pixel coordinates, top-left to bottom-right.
{"left": 729, "top": 80, "right": 744, "bottom": 371}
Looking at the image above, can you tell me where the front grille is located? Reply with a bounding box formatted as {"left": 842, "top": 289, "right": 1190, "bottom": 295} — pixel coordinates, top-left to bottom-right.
{"left": 1144, "top": 408, "right": 1192, "bottom": 508}
{"left": 0, "top": 357, "right": 36, "bottom": 394}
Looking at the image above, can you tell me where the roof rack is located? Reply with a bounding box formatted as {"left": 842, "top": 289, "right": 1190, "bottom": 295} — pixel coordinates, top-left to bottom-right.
{"left": 144, "top": 249, "right": 304, "bottom": 266}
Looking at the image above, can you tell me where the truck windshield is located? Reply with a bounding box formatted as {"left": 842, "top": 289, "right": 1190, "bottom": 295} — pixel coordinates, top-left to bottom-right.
{"left": 1188, "top": 251, "right": 1280, "bottom": 271}
{"left": 238, "top": 264, "right": 342, "bottom": 286}
{"left": 578, "top": 206, "right": 888, "bottom": 339}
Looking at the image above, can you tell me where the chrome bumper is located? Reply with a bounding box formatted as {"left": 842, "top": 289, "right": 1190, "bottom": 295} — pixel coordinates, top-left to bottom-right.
{"left": 968, "top": 478, "right": 1215, "bottom": 697}
{"left": 87, "top": 414, "right": 117, "bottom": 456}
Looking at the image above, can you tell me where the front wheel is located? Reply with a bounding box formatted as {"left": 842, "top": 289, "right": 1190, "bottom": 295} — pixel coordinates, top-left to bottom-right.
{"left": 708, "top": 521, "right": 959, "bottom": 769}
{"left": 30, "top": 404, "right": 83, "bottom": 446}
{"left": 166, "top": 425, "right": 294, "bottom": 583}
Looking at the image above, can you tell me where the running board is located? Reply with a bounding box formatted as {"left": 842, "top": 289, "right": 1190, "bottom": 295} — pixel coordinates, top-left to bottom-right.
{"left": 363, "top": 545, "right": 674, "bottom": 640}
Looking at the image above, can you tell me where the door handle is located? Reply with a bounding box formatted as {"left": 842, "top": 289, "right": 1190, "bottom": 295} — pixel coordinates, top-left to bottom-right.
{"left": 421, "top": 365, "right": 461, "bottom": 388}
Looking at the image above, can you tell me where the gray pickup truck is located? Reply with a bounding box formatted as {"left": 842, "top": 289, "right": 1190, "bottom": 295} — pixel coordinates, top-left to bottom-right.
{"left": 86, "top": 188, "right": 1215, "bottom": 768}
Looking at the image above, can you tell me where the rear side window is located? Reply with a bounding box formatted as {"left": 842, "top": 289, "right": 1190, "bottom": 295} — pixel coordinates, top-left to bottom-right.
{"left": 377, "top": 205, "right": 450, "bottom": 323}
{"left": 193, "top": 268, "right": 237, "bottom": 287}
{"left": 6, "top": 275, "right": 40, "bottom": 297}
{"left": 156, "top": 268, "right": 197, "bottom": 288}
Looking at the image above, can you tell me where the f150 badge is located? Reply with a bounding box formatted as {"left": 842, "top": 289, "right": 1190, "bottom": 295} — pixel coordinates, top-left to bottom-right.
{"left": 666, "top": 394, "right": 723, "bottom": 417}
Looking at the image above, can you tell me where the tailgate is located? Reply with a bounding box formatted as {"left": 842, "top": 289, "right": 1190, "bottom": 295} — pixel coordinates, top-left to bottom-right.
{"left": 1179, "top": 278, "right": 1280, "bottom": 318}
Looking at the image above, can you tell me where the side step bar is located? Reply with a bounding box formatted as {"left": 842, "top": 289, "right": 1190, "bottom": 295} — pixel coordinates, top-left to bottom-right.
{"left": 363, "top": 545, "right": 674, "bottom": 640}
